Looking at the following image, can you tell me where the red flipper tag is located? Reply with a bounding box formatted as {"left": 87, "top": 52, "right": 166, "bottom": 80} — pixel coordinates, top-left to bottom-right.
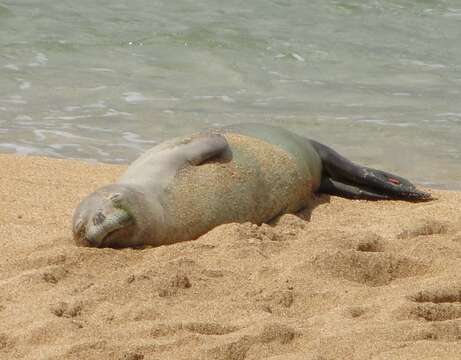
{"left": 388, "top": 178, "right": 400, "bottom": 185}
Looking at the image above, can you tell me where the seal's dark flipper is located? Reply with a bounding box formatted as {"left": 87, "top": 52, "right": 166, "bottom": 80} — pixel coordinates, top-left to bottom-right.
{"left": 311, "top": 140, "right": 432, "bottom": 201}
{"left": 319, "top": 177, "right": 392, "bottom": 200}
{"left": 358, "top": 167, "right": 432, "bottom": 200}
{"left": 185, "top": 134, "right": 230, "bottom": 166}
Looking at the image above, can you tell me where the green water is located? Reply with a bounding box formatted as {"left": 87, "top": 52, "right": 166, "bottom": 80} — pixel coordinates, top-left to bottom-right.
{"left": 1, "top": 0, "right": 460, "bottom": 188}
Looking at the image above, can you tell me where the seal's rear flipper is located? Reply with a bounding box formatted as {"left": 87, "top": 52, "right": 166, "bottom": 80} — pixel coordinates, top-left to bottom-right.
{"left": 359, "top": 167, "right": 432, "bottom": 200}
{"left": 185, "top": 134, "right": 230, "bottom": 166}
{"left": 319, "top": 177, "right": 391, "bottom": 200}
{"left": 311, "top": 140, "right": 432, "bottom": 201}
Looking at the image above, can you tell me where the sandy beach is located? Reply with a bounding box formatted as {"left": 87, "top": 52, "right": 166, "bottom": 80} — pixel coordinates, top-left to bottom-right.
{"left": 0, "top": 153, "right": 460, "bottom": 360}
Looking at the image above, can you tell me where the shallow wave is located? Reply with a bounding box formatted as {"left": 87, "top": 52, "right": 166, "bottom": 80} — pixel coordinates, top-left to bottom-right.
{"left": 0, "top": 0, "right": 460, "bottom": 189}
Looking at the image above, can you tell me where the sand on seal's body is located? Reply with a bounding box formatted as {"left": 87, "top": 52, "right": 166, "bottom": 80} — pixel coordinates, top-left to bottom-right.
{"left": 161, "top": 133, "right": 313, "bottom": 244}
{"left": 0, "top": 153, "right": 460, "bottom": 360}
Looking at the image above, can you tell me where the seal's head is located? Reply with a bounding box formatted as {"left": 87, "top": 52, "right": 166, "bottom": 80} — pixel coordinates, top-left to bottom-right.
{"left": 72, "top": 184, "right": 141, "bottom": 248}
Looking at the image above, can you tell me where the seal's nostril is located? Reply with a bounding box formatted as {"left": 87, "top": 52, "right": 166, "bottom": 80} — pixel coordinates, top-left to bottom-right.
{"left": 93, "top": 212, "right": 106, "bottom": 226}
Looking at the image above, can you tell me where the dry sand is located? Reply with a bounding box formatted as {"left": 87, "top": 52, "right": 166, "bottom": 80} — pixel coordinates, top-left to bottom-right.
{"left": 0, "top": 153, "right": 460, "bottom": 360}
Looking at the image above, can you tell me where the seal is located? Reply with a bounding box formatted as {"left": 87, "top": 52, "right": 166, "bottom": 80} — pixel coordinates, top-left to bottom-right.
{"left": 72, "top": 123, "right": 430, "bottom": 248}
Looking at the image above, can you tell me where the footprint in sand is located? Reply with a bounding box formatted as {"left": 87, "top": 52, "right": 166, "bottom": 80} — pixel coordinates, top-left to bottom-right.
{"left": 118, "top": 351, "right": 144, "bottom": 360}
{"left": 257, "top": 289, "right": 295, "bottom": 314}
{"left": 145, "top": 321, "right": 242, "bottom": 355}
{"left": 199, "top": 222, "right": 292, "bottom": 260}
{"left": 312, "top": 249, "right": 428, "bottom": 286}
{"left": 59, "top": 340, "right": 108, "bottom": 359}
{"left": 407, "top": 321, "right": 461, "bottom": 341}
{"left": 354, "top": 233, "right": 386, "bottom": 253}
{"left": 182, "top": 322, "right": 240, "bottom": 336}
{"left": 50, "top": 300, "right": 83, "bottom": 318}
{"left": 203, "top": 322, "right": 300, "bottom": 360}
{"left": 149, "top": 321, "right": 239, "bottom": 339}
{"left": 0, "top": 333, "right": 14, "bottom": 351}
{"left": 41, "top": 265, "right": 69, "bottom": 284}
{"left": 397, "top": 219, "right": 448, "bottom": 239}
{"left": 343, "top": 305, "right": 370, "bottom": 319}
{"left": 403, "top": 285, "right": 461, "bottom": 321}
{"left": 157, "top": 272, "right": 192, "bottom": 297}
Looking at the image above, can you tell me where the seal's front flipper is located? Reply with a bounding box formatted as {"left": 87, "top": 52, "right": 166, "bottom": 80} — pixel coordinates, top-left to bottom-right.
{"left": 185, "top": 133, "right": 230, "bottom": 166}
{"left": 319, "top": 177, "right": 391, "bottom": 200}
{"left": 311, "top": 140, "right": 431, "bottom": 201}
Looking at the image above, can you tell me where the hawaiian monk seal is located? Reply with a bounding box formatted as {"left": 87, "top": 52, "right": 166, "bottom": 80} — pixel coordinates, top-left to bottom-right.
{"left": 72, "top": 123, "right": 430, "bottom": 248}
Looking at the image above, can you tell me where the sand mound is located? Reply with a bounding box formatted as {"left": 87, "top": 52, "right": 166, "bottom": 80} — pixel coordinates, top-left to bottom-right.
{"left": 0, "top": 154, "right": 460, "bottom": 359}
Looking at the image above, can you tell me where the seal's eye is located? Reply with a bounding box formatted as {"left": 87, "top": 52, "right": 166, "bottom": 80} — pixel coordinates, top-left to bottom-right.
{"left": 92, "top": 211, "right": 106, "bottom": 226}
{"left": 110, "top": 193, "right": 123, "bottom": 205}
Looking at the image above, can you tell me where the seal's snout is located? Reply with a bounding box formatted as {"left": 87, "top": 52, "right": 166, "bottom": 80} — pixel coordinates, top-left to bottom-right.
{"left": 85, "top": 207, "right": 133, "bottom": 247}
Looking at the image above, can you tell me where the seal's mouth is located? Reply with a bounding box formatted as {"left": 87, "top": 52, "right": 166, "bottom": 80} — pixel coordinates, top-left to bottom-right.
{"left": 99, "top": 225, "right": 136, "bottom": 248}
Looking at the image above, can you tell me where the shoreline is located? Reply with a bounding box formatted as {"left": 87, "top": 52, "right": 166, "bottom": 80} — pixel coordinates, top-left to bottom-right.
{"left": 1, "top": 153, "right": 460, "bottom": 359}
{"left": 3, "top": 151, "right": 460, "bottom": 192}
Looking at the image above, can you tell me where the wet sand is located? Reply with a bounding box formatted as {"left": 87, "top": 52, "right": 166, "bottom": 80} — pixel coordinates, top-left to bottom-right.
{"left": 0, "top": 154, "right": 460, "bottom": 359}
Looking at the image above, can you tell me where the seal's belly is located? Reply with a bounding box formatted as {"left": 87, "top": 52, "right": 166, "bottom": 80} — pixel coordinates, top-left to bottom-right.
{"left": 160, "top": 133, "right": 313, "bottom": 244}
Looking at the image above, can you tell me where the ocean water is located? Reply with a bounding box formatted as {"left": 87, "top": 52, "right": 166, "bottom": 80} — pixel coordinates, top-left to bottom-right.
{"left": 1, "top": 0, "right": 460, "bottom": 189}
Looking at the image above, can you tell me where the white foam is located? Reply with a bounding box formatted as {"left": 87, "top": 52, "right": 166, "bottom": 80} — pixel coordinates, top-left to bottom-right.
{"left": 15, "top": 115, "right": 33, "bottom": 121}
{"left": 49, "top": 143, "right": 80, "bottom": 150}
{"left": 83, "top": 101, "right": 107, "bottom": 109}
{"left": 4, "top": 64, "right": 20, "bottom": 71}
{"left": 291, "top": 53, "right": 305, "bottom": 62}
{"left": 18, "top": 80, "right": 31, "bottom": 90}
{"left": 220, "top": 95, "right": 235, "bottom": 103}
{"left": 123, "top": 92, "right": 147, "bottom": 104}
{"left": 301, "top": 79, "right": 324, "bottom": 85}
{"left": 102, "top": 109, "right": 132, "bottom": 117}
{"left": 88, "top": 86, "right": 108, "bottom": 91}
{"left": 356, "top": 118, "right": 388, "bottom": 125}
{"left": 0, "top": 95, "right": 27, "bottom": 104}
{"left": 43, "top": 114, "right": 93, "bottom": 120}
{"left": 28, "top": 52, "right": 48, "bottom": 67}
{"left": 357, "top": 118, "right": 413, "bottom": 127}
{"left": 193, "top": 95, "right": 235, "bottom": 103}
{"left": 151, "top": 97, "right": 179, "bottom": 101}
{"left": 75, "top": 124, "right": 114, "bottom": 133}
{"left": 0, "top": 143, "right": 42, "bottom": 155}
{"left": 86, "top": 145, "right": 110, "bottom": 157}
{"left": 64, "top": 106, "right": 82, "bottom": 112}
{"left": 89, "top": 67, "right": 115, "bottom": 72}
{"left": 436, "top": 112, "right": 461, "bottom": 118}
{"left": 122, "top": 132, "right": 158, "bottom": 144}
{"left": 445, "top": 8, "right": 461, "bottom": 17}
{"left": 404, "top": 59, "right": 446, "bottom": 69}
{"left": 33, "top": 129, "right": 94, "bottom": 141}
{"left": 268, "top": 71, "right": 287, "bottom": 77}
